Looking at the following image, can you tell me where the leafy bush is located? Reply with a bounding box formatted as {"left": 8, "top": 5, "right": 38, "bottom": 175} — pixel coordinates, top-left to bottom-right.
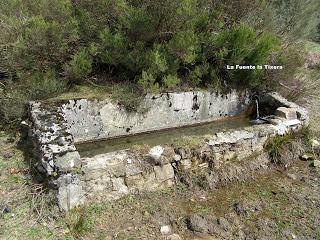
{"left": 88, "top": 2, "right": 282, "bottom": 91}
{"left": 0, "top": 88, "right": 27, "bottom": 126}
{"left": 264, "top": 44, "right": 306, "bottom": 100}
{"left": 1, "top": 0, "right": 285, "bottom": 91}
{"left": 11, "top": 1, "right": 78, "bottom": 72}
{"left": 230, "top": 0, "right": 320, "bottom": 43}
{"left": 0, "top": 70, "right": 66, "bottom": 127}
{"left": 25, "top": 70, "right": 67, "bottom": 99}
{"left": 64, "top": 48, "right": 93, "bottom": 83}
{"left": 212, "top": 24, "right": 281, "bottom": 89}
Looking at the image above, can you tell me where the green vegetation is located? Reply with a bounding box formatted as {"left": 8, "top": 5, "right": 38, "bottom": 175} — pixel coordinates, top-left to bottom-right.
{"left": 173, "top": 135, "right": 204, "bottom": 148}
{"left": 66, "top": 207, "right": 93, "bottom": 237}
{"left": 110, "top": 82, "right": 145, "bottom": 112}
{"left": 1, "top": 0, "right": 319, "bottom": 127}
{"left": 266, "top": 127, "right": 312, "bottom": 165}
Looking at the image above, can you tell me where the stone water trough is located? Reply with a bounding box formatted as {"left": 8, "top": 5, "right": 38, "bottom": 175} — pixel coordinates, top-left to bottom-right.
{"left": 26, "top": 90, "right": 309, "bottom": 210}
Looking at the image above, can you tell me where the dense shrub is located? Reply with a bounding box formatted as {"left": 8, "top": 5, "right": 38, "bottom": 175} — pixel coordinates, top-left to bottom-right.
{"left": 0, "top": 70, "right": 66, "bottom": 125}
{"left": 212, "top": 25, "right": 281, "bottom": 88}
{"left": 1, "top": 0, "right": 282, "bottom": 90}
{"left": 64, "top": 48, "right": 93, "bottom": 83}
{"left": 0, "top": 0, "right": 319, "bottom": 127}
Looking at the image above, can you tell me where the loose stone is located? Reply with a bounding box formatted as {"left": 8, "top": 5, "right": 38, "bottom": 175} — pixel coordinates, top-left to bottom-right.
{"left": 313, "top": 160, "right": 320, "bottom": 168}
{"left": 160, "top": 225, "right": 172, "bottom": 236}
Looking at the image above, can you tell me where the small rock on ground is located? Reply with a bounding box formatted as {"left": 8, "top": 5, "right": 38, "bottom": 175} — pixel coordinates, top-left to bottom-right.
{"left": 165, "top": 234, "right": 182, "bottom": 240}
{"left": 160, "top": 225, "right": 172, "bottom": 236}
{"left": 313, "top": 160, "right": 320, "bottom": 167}
{"left": 300, "top": 153, "right": 314, "bottom": 161}
{"left": 287, "top": 173, "right": 298, "bottom": 180}
{"left": 187, "top": 214, "right": 218, "bottom": 235}
{"left": 149, "top": 146, "right": 164, "bottom": 160}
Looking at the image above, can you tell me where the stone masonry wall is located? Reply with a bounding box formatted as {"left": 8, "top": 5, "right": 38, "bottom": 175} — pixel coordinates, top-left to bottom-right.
{"left": 57, "top": 119, "right": 304, "bottom": 211}
{"left": 260, "top": 92, "right": 309, "bottom": 125}
{"left": 74, "top": 125, "right": 276, "bottom": 206}
{"left": 28, "top": 102, "right": 81, "bottom": 176}
{"left": 28, "top": 90, "right": 250, "bottom": 178}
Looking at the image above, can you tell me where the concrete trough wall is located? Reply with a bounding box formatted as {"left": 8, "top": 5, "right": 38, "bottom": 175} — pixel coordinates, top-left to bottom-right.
{"left": 60, "top": 90, "right": 250, "bottom": 143}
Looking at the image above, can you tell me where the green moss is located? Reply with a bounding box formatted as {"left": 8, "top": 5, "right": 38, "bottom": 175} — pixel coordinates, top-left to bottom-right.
{"left": 173, "top": 135, "right": 204, "bottom": 148}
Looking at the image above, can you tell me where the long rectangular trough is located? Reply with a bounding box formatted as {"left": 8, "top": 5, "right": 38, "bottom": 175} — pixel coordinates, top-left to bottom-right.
{"left": 27, "top": 90, "right": 309, "bottom": 210}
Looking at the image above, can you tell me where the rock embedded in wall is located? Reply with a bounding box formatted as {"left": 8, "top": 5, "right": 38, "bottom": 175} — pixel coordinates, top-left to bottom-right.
{"left": 275, "top": 107, "right": 298, "bottom": 120}
{"left": 154, "top": 164, "right": 175, "bottom": 182}
{"left": 57, "top": 173, "right": 86, "bottom": 211}
{"left": 260, "top": 92, "right": 309, "bottom": 125}
{"left": 55, "top": 151, "right": 81, "bottom": 172}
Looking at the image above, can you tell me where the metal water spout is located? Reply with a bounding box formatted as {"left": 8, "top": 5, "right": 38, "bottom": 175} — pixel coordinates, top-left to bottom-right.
{"left": 251, "top": 95, "right": 260, "bottom": 120}
{"left": 250, "top": 95, "right": 265, "bottom": 124}
{"left": 255, "top": 99, "right": 260, "bottom": 120}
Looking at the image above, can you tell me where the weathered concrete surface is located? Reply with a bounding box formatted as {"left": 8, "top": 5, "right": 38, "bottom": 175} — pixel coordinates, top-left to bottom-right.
{"left": 61, "top": 90, "right": 250, "bottom": 143}
{"left": 57, "top": 173, "right": 86, "bottom": 211}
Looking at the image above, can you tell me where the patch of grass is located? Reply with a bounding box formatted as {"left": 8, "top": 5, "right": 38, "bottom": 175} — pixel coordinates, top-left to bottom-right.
{"left": 266, "top": 134, "right": 292, "bottom": 163}
{"left": 0, "top": 132, "right": 67, "bottom": 240}
{"left": 111, "top": 82, "right": 146, "bottom": 112}
{"left": 131, "top": 144, "right": 149, "bottom": 154}
{"left": 316, "top": 227, "right": 320, "bottom": 240}
{"left": 47, "top": 84, "right": 112, "bottom": 102}
{"left": 305, "top": 41, "right": 320, "bottom": 53}
{"left": 0, "top": 133, "right": 29, "bottom": 191}
{"left": 192, "top": 204, "right": 213, "bottom": 215}
{"left": 86, "top": 202, "right": 113, "bottom": 214}
{"left": 265, "top": 127, "right": 312, "bottom": 166}
{"left": 66, "top": 207, "right": 93, "bottom": 237}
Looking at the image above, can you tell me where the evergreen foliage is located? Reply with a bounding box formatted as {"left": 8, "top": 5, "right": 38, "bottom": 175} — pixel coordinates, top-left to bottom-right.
{"left": 0, "top": 0, "right": 319, "bottom": 126}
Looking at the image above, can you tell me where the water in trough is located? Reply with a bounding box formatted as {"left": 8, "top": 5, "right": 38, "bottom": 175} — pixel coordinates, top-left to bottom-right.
{"left": 77, "top": 116, "right": 254, "bottom": 158}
